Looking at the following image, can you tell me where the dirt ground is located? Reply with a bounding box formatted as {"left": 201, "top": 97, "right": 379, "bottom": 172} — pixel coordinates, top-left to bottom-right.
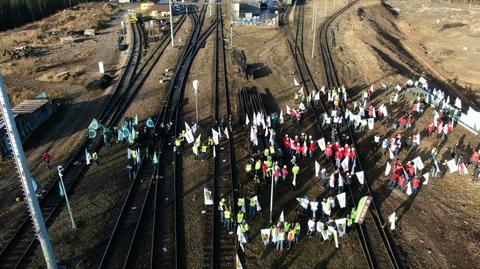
{"left": 329, "top": 0, "right": 480, "bottom": 268}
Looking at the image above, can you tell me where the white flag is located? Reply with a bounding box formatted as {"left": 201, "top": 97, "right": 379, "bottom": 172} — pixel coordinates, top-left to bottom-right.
{"left": 224, "top": 127, "right": 229, "bottom": 139}
{"left": 236, "top": 254, "right": 243, "bottom": 269}
{"left": 213, "top": 145, "right": 216, "bottom": 158}
{"left": 406, "top": 182, "right": 412, "bottom": 196}
{"left": 237, "top": 225, "right": 247, "bottom": 244}
{"left": 254, "top": 195, "right": 262, "bottom": 211}
{"left": 336, "top": 192, "right": 346, "bottom": 208}
{"left": 294, "top": 78, "right": 300, "bottom": 86}
{"left": 335, "top": 218, "right": 347, "bottom": 237}
{"left": 286, "top": 105, "right": 291, "bottom": 115}
{"left": 395, "top": 84, "right": 402, "bottom": 91}
{"left": 279, "top": 110, "right": 284, "bottom": 124}
{"left": 185, "top": 122, "right": 195, "bottom": 144}
{"left": 411, "top": 156, "right": 424, "bottom": 171}
{"left": 355, "top": 171, "right": 365, "bottom": 185}
{"left": 296, "top": 198, "right": 310, "bottom": 209}
{"left": 368, "top": 118, "right": 375, "bottom": 130}
{"left": 447, "top": 159, "right": 458, "bottom": 173}
{"left": 279, "top": 211, "right": 284, "bottom": 223}
{"left": 315, "top": 161, "right": 320, "bottom": 177}
{"left": 245, "top": 114, "right": 250, "bottom": 126}
{"left": 203, "top": 187, "right": 213, "bottom": 205}
{"left": 422, "top": 172, "right": 430, "bottom": 185}
{"left": 260, "top": 228, "right": 271, "bottom": 246}
{"left": 314, "top": 91, "right": 320, "bottom": 101}
{"left": 212, "top": 128, "right": 220, "bottom": 145}
{"left": 310, "top": 201, "right": 319, "bottom": 218}
{"left": 317, "top": 138, "right": 326, "bottom": 151}
{"left": 86, "top": 149, "right": 92, "bottom": 165}
{"left": 341, "top": 157, "right": 350, "bottom": 172}
{"left": 418, "top": 76, "right": 427, "bottom": 85}
{"left": 388, "top": 212, "right": 397, "bottom": 230}
{"left": 320, "top": 86, "right": 325, "bottom": 94}
{"left": 317, "top": 222, "right": 329, "bottom": 241}
{"left": 299, "top": 102, "right": 306, "bottom": 111}
{"left": 385, "top": 162, "right": 392, "bottom": 176}
{"left": 454, "top": 97, "right": 462, "bottom": 109}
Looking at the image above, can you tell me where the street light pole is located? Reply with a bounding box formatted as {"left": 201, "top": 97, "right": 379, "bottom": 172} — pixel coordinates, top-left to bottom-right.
{"left": 269, "top": 167, "right": 274, "bottom": 224}
{"left": 0, "top": 73, "right": 57, "bottom": 269}
{"left": 57, "top": 166, "right": 77, "bottom": 230}
{"left": 324, "top": 0, "right": 328, "bottom": 17}
{"left": 169, "top": 0, "right": 175, "bottom": 47}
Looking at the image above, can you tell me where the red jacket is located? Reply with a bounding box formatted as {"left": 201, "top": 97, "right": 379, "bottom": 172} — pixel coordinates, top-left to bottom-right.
{"left": 309, "top": 143, "right": 316, "bottom": 152}
{"left": 398, "top": 175, "right": 406, "bottom": 186}
{"left": 348, "top": 150, "right": 357, "bottom": 159}
{"left": 399, "top": 117, "right": 406, "bottom": 126}
{"left": 335, "top": 150, "right": 343, "bottom": 159}
{"left": 326, "top": 145, "right": 333, "bottom": 157}
{"left": 43, "top": 152, "right": 51, "bottom": 161}
{"left": 471, "top": 152, "right": 480, "bottom": 162}
{"left": 413, "top": 178, "right": 421, "bottom": 188}
{"left": 407, "top": 115, "right": 413, "bottom": 124}
{"left": 333, "top": 142, "right": 341, "bottom": 152}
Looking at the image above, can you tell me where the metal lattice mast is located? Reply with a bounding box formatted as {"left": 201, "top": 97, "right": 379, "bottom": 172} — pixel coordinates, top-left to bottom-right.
{"left": 0, "top": 73, "right": 57, "bottom": 269}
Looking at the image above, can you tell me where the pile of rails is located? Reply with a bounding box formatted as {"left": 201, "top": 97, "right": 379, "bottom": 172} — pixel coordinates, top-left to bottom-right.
{"left": 236, "top": 86, "right": 266, "bottom": 124}
{"left": 231, "top": 49, "right": 249, "bottom": 79}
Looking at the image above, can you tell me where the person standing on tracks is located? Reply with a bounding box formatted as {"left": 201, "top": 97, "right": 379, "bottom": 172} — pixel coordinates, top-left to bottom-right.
{"left": 287, "top": 227, "right": 295, "bottom": 250}
{"left": 277, "top": 225, "right": 285, "bottom": 251}
{"left": 201, "top": 143, "right": 208, "bottom": 161}
{"left": 293, "top": 222, "right": 301, "bottom": 243}
{"left": 224, "top": 206, "right": 232, "bottom": 232}
{"left": 219, "top": 198, "right": 226, "bottom": 223}
{"left": 249, "top": 196, "right": 257, "bottom": 216}
{"left": 42, "top": 151, "right": 52, "bottom": 169}
{"left": 92, "top": 151, "right": 99, "bottom": 166}
{"left": 126, "top": 161, "right": 134, "bottom": 182}
{"left": 237, "top": 210, "right": 245, "bottom": 224}
{"left": 245, "top": 159, "right": 253, "bottom": 178}
{"left": 192, "top": 139, "right": 200, "bottom": 160}
{"left": 240, "top": 222, "right": 249, "bottom": 243}
{"left": 281, "top": 165, "right": 289, "bottom": 182}
{"left": 238, "top": 197, "right": 246, "bottom": 213}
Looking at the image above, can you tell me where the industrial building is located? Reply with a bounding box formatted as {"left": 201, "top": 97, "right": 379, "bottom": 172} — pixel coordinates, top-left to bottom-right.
{"left": 0, "top": 98, "right": 56, "bottom": 157}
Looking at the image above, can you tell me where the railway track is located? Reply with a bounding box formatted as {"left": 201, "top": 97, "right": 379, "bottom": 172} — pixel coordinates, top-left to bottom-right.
{"left": 202, "top": 4, "right": 238, "bottom": 269}
{"left": 0, "top": 21, "right": 146, "bottom": 269}
{"left": 98, "top": 3, "right": 220, "bottom": 268}
{"left": 318, "top": 2, "right": 402, "bottom": 268}
{"left": 282, "top": 1, "right": 402, "bottom": 269}
{"left": 0, "top": 13, "right": 189, "bottom": 268}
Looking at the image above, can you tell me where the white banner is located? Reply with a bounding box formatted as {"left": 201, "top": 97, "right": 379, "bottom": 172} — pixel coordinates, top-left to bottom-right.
{"left": 279, "top": 211, "right": 284, "bottom": 223}
{"left": 294, "top": 78, "right": 300, "bottom": 86}
{"left": 185, "top": 122, "right": 195, "bottom": 144}
{"left": 422, "top": 172, "right": 430, "bottom": 185}
{"left": 315, "top": 161, "right": 320, "bottom": 177}
{"left": 406, "top": 182, "right": 412, "bottom": 196}
{"left": 355, "top": 171, "right": 365, "bottom": 185}
{"left": 447, "top": 159, "right": 458, "bottom": 173}
{"left": 317, "top": 138, "right": 326, "bottom": 151}
{"left": 245, "top": 114, "right": 250, "bottom": 126}
{"left": 212, "top": 128, "right": 220, "bottom": 145}
{"left": 341, "top": 157, "right": 350, "bottom": 172}
{"left": 254, "top": 195, "right": 262, "bottom": 211}
{"left": 296, "top": 198, "right": 310, "bottom": 209}
{"left": 385, "top": 162, "right": 392, "bottom": 176}
{"left": 203, "top": 187, "right": 213, "bottom": 205}
{"left": 336, "top": 192, "right": 346, "bottom": 208}
{"left": 368, "top": 118, "right": 374, "bottom": 130}
{"left": 335, "top": 218, "right": 347, "bottom": 237}
{"left": 317, "top": 222, "right": 329, "bottom": 241}
{"left": 260, "top": 228, "right": 271, "bottom": 246}
{"left": 411, "top": 156, "right": 424, "bottom": 171}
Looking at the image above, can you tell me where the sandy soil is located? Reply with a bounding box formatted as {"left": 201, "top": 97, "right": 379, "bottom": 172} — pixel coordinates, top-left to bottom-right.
{"left": 329, "top": 0, "right": 480, "bottom": 268}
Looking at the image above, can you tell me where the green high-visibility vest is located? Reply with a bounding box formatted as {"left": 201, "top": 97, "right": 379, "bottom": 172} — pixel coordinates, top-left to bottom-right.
{"left": 245, "top": 163, "right": 252, "bottom": 172}
{"left": 201, "top": 145, "right": 207, "bottom": 152}
{"left": 249, "top": 198, "right": 256, "bottom": 207}
{"left": 240, "top": 223, "right": 249, "bottom": 233}
{"left": 264, "top": 148, "right": 270, "bottom": 156}
{"left": 255, "top": 161, "right": 262, "bottom": 170}
{"left": 237, "top": 212, "right": 244, "bottom": 223}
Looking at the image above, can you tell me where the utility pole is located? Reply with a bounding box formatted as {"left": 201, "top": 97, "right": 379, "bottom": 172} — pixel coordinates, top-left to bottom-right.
{"left": 209, "top": 0, "right": 212, "bottom": 16}
{"left": 269, "top": 169, "right": 274, "bottom": 224}
{"left": 57, "top": 166, "right": 76, "bottom": 230}
{"left": 0, "top": 73, "right": 57, "bottom": 269}
{"left": 169, "top": 0, "right": 175, "bottom": 47}
{"left": 312, "top": 0, "right": 317, "bottom": 32}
